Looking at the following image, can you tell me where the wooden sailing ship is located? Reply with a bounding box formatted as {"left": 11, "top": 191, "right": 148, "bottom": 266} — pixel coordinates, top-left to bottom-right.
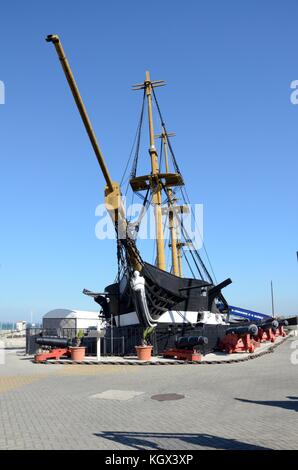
{"left": 46, "top": 35, "right": 234, "bottom": 351}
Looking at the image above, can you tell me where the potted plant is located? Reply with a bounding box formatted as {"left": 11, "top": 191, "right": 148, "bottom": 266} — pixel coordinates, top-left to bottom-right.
{"left": 135, "top": 326, "right": 155, "bottom": 361}
{"left": 70, "top": 329, "right": 86, "bottom": 361}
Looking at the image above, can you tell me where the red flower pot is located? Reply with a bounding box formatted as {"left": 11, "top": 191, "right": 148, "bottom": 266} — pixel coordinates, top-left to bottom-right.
{"left": 70, "top": 346, "right": 86, "bottom": 361}
{"left": 135, "top": 345, "right": 153, "bottom": 361}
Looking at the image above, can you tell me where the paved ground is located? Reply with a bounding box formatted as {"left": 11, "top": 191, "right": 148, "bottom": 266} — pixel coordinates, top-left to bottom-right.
{"left": 0, "top": 337, "right": 297, "bottom": 450}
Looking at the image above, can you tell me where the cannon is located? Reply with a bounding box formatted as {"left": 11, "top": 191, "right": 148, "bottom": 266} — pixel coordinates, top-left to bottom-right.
{"left": 257, "top": 320, "right": 279, "bottom": 343}
{"left": 225, "top": 324, "right": 258, "bottom": 337}
{"left": 175, "top": 336, "right": 208, "bottom": 350}
{"left": 35, "top": 336, "right": 71, "bottom": 348}
{"left": 34, "top": 336, "right": 72, "bottom": 362}
{"left": 163, "top": 335, "right": 208, "bottom": 361}
{"left": 219, "top": 324, "right": 258, "bottom": 354}
{"left": 259, "top": 320, "right": 279, "bottom": 330}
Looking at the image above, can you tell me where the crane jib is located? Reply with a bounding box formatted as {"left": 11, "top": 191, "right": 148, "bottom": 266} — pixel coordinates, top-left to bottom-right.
{"left": 46, "top": 34, "right": 113, "bottom": 192}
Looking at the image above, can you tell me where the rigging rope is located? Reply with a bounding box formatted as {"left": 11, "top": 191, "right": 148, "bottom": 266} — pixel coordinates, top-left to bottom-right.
{"left": 180, "top": 214, "right": 205, "bottom": 280}
{"left": 130, "top": 89, "right": 146, "bottom": 179}
{"left": 182, "top": 249, "right": 196, "bottom": 278}
{"left": 151, "top": 86, "right": 217, "bottom": 284}
{"left": 181, "top": 186, "right": 217, "bottom": 284}
{"left": 151, "top": 87, "right": 182, "bottom": 175}
{"left": 123, "top": 83, "right": 218, "bottom": 285}
{"left": 127, "top": 188, "right": 151, "bottom": 236}
{"left": 179, "top": 218, "right": 212, "bottom": 283}
{"left": 120, "top": 89, "right": 146, "bottom": 190}
{"left": 160, "top": 184, "right": 205, "bottom": 281}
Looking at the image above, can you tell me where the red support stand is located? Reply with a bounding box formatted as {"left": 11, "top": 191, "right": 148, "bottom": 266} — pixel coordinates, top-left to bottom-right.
{"left": 34, "top": 348, "right": 71, "bottom": 362}
{"left": 252, "top": 338, "right": 261, "bottom": 348}
{"left": 273, "top": 326, "right": 287, "bottom": 338}
{"left": 162, "top": 349, "right": 201, "bottom": 361}
{"left": 218, "top": 333, "right": 255, "bottom": 354}
{"left": 257, "top": 328, "right": 275, "bottom": 343}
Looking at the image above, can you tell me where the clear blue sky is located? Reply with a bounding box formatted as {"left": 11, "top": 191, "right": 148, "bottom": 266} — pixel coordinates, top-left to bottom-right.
{"left": 0, "top": 0, "right": 297, "bottom": 322}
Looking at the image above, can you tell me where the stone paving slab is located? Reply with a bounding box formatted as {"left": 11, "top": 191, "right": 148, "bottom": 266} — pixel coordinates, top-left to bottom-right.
{"left": 91, "top": 390, "right": 145, "bottom": 400}
{"left": 0, "top": 336, "right": 297, "bottom": 450}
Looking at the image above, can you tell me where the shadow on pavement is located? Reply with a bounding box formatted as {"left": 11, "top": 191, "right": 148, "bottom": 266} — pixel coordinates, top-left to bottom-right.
{"left": 94, "top": 431, "right": 271, "bottom": 450}
{"left": 235, "top": 397, "right": 298, "bottom": 412}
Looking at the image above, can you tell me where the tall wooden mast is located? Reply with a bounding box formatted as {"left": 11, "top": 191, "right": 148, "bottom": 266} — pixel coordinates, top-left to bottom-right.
{"left": 131, "top": 72, "right": 184, "bottom": 272}
{"left": 145, "top": 71, "right": 166, "bottom": 271}
{"left": 157, "top": 129, "right": 188, "bottom": 277}
{"left": 132, "top": 72, "right": 165, "bottom": 271}
{"left": 157, "top": 130, "right": 179, "bottom": 276}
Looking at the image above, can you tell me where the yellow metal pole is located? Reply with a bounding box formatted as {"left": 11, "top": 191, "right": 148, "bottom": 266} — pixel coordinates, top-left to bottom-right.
{"left": 46, "top": 34, "right": 113, "bottom": 192}
{"left": 178, "top": 249, "right": 182, "bottom": 277}
{"left": 145, "top": 71, "right": 166, "bottom": 271}
{"left": 46, "top": 34, "right": 142, "bottom": 272}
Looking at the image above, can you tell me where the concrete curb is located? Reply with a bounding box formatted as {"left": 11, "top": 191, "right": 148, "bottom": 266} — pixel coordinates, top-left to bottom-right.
{"left": 33, "top": 334, "right": 291, "bottom": 366}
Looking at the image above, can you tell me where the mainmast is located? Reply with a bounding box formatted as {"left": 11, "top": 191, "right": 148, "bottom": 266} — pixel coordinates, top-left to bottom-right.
{"left": 131, "top": 72, "right": 184, "bottom": 273}
{"left": 132, "top": 72, "right": 166, "bottom": 271}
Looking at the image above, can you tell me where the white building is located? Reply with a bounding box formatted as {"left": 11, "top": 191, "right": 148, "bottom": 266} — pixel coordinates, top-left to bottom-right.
{"left": 42, "top": 308, "right": 103, "bottom": 334}
{"left": 16, "top": 320, "right": 27, "bottom": 333}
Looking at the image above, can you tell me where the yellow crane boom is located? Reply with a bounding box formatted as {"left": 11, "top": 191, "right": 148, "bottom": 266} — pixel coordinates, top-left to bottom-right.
{"left": 46, "top": 34, "right": 113, "bottom": 191}
{"left": 46, "top": 34, "right": 141, "bottom": 271}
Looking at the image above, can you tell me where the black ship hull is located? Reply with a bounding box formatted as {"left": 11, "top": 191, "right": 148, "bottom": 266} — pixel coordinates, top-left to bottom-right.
{"left": 103, "top": 322, "right": 231, "bottom": 356}
{"left": 85, "top": 262, "right": 233, "bottom": 330}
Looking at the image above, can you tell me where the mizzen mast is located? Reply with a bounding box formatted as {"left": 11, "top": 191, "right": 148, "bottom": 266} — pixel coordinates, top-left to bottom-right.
{"left": 157, "top": 130, "right": 179, "bottom": 276}
{"left": 157, "top": 128, "right": 189, "bottom": 277}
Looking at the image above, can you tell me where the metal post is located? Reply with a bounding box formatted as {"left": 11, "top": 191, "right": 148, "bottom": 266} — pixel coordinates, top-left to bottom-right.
{"left": 271, "top": 280, "right": 275, "bottom": 318}
{"left": 110, "top": 314, "right": 113, "bottom": 355}
{"left": 96, "top": 322, "right": 101, "bottom": 361}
